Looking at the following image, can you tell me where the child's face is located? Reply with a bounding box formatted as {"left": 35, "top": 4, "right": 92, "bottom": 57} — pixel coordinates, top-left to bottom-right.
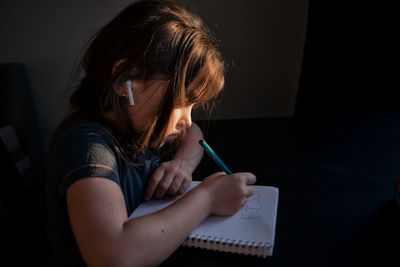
{"left": 157, "top": 103, "right": 194, "bottom": 147}
{"left": 127, "top": 79, "right": 166, "bottom": 133}
{"left": 126, "top": 79, "right": 194, "bottom": 148}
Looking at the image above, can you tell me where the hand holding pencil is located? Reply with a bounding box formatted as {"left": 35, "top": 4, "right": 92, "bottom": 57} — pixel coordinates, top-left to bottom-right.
{"left": 198, "top": 139, "right": 256, "bottom": 216}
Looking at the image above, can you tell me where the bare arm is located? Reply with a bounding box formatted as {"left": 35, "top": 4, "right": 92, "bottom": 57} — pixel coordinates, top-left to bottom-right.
{"left": 67, "top": 171, "right": 256, "bottom": 267}
{"left": 172, "top": 122, "right": 204, "bottom": 173}
{"left": 144, "top": 122, "right": 204, "bottom": 200}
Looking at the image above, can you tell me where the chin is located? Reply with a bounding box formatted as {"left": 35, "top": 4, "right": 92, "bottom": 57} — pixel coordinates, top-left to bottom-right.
{"left": 164, "top": 135, "right": 180, "bottom": 146}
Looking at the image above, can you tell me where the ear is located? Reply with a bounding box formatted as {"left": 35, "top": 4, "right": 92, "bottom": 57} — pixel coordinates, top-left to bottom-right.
{"left": 112, "top": 59, "right": 127, "bottom": 74}
{"left": 111, "top": 58, "right": 134, "bottom": 99}
{"left": 113, "top": 80, "right": 135, "bottom": 106}
{"left": 112, "top": 80, "right": 127, "bottom": 96}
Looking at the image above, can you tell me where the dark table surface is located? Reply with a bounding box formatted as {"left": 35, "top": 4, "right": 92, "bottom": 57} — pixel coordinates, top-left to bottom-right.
{"left": 160, "top": 113, "right": 400, "bottom": 267}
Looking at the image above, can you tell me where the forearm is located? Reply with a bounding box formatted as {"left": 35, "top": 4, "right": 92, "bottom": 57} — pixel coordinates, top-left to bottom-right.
{"left": 144, "top": 123, "right": 205, "bottom": 200}
{"left": 68, "top": 172, "right": 255, "bottom": 267}
{"left": 173, "top": 122, "right": 204, "bottom": 173}
{"left": 121, "top": 184, "right": 212, "bottom": 266}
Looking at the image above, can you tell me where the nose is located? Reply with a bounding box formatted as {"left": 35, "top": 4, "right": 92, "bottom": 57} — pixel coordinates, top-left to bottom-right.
{"left": 180, "top": 105, "right": 192, "bottom": 129}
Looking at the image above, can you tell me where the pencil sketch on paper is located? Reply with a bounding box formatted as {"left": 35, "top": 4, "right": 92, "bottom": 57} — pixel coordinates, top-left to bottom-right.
{"left": 240, "top": 192, "right": 262, "bottom": 220}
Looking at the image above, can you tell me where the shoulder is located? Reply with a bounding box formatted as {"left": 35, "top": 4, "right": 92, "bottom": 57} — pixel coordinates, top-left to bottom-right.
{"left": 61, "top": 120, "right": 116, "bottom": 141}
{"left": 46, "top": 120, "right": 123, "bottom": 172}
{"left": 52, "top": 120, "right": 118, "bottom": 151}
{"left": 46, "top": 120, "right": 123, "bottom": 196}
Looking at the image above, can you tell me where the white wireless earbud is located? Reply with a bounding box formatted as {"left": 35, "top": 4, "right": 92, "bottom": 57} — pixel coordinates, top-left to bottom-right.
{"left": 125, "top": 80, "right": 135, "bottom": 106}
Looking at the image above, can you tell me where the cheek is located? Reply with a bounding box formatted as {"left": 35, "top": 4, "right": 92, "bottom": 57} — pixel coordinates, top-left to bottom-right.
{"left": 164, "top": 112, "right": 180, "bottom": 135}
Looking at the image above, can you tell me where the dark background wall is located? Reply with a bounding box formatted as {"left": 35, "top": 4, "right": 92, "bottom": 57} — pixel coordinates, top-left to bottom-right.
{"left": 0, "top": 0, "right": 309, "bottom": 151}
{"left": 296, "top": 1, "right": 399, "bottom": 116}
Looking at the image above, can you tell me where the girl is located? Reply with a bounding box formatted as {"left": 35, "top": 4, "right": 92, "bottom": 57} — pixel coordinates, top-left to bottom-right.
{"left": 45, "top": 0, "right": 256, "bottom": 266}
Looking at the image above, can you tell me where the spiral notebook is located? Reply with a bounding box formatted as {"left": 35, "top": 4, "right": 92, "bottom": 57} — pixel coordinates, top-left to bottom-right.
{"left": 129, "top": 181, "right": 279, "bottom": 257}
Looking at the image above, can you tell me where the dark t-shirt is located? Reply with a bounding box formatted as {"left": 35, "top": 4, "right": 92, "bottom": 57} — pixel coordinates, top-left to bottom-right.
{"left": 45, "top": 121, "right": 161, "bottom": 266}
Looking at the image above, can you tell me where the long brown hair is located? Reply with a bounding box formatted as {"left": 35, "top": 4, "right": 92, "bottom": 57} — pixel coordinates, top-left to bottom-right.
{"left": 55, "top": 0, "right": 225, "bottom": 156}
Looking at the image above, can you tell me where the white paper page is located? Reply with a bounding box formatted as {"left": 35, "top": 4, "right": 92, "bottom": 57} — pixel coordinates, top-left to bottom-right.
{"left": 128, "top": 181, "right": 200, "bottom": 219}
{"left": 129, "top": 181, "right": 279, "bottom": 246}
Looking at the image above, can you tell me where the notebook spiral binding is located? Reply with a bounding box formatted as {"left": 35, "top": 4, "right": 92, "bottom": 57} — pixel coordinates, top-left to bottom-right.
{"left": 183, "top": 233, "right": 272, "bottom": 257}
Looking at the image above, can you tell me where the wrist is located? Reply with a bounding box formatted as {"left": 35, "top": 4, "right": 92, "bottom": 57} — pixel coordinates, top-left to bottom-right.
{"left": 171, "top": 157, "right": 196, "bottom": 174}
{"left": 194, "top": 182, "right": 215, "bottom": 215}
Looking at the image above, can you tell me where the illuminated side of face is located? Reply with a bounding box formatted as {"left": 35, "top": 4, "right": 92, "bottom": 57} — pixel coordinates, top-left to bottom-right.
{"left": 158, "top": 103, "right": 194, "bottom": 147}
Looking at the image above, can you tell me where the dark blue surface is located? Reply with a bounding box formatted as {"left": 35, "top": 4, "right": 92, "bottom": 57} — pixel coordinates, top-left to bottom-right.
{"left": 162, "top": 114, "right": 400, "bottom": 267}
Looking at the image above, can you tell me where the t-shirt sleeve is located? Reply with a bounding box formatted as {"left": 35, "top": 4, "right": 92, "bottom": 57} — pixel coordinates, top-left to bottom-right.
{"left": 48, "top": 125, "right": 121, "bottom": 198}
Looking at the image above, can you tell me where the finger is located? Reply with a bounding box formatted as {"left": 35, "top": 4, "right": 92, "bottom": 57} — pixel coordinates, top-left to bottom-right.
{"left": 245, "top": 173, "right": 257, "bottom": 185}
{"left": 176, "top": 177, "right": 191, "bottom": 195}
{"left": 155, "top": 171, "right": 175, "bottom": 199}
{"left": 144, "top": 168, "right": 164, "bottom": 200}
{"left": 213, "top": 171, "right": 227, "bottom": 178}
{"left": 167, "top": 175, "right": 184, "bottom": 195}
